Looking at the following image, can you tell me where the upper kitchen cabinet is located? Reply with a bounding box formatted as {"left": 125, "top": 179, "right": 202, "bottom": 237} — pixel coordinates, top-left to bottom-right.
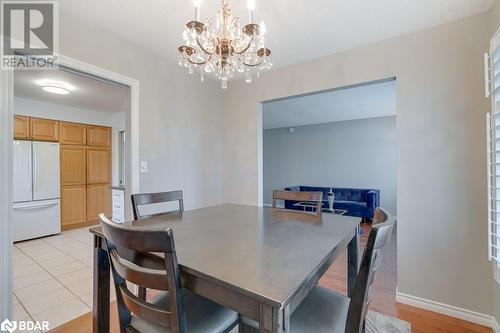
{"left": 30, "top": 117, "right": 59, "bottom": 142}
{"left": 87, "top": 125, "right": 111, "bottom": 147}
{"left": 13, "top": 115, "right": 30, "bottom": 140}
{"left": 60, "top": 122, "right": 87, "bottom": 145}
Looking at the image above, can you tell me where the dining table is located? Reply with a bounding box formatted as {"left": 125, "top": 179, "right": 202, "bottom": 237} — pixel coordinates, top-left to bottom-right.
{"left": 90, "top": 203, "right": 360, "bottom": 333}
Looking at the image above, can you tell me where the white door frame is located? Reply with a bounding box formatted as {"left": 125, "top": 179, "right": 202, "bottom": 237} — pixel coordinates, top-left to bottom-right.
{"left": 0, "top": 68, "right": 14, "bottom": 321}
{"left": 0, "top": 55, "right": 140, "bottom": 320}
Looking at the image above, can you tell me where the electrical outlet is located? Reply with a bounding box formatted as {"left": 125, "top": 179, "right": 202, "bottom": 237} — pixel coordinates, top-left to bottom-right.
{"left": 140, "top": 161, "right": 148, "bottom": 173}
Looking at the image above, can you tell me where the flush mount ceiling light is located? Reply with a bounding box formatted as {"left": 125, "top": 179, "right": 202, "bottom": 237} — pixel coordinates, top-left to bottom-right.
{"left": 178, "top": 0, "right": 273, "bottom": 89}
{"left": 36, "top": 79, "right": 75, "bottom": 95}
{"left": 42, "top": 86, "right": 70, "bottom": 94}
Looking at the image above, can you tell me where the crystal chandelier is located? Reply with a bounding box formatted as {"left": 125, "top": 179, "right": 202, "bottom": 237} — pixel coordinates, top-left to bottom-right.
{"left": 178, "top": 0, "right": 273, "bottom": 89}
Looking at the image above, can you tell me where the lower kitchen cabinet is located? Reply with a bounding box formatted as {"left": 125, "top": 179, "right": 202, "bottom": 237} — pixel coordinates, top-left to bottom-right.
{"left": 61, "top": 185, "right": 87, "bottom": 228}
{"left": 87, "top": 184, "right": 112, "bottom": 222}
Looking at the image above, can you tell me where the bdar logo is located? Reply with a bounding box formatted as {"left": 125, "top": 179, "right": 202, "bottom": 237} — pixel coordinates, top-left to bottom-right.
{"left": 0, "top": 319, "right": 17, "bottom": 333}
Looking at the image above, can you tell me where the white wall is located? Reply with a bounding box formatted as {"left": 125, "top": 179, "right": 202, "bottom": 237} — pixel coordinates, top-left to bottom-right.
{"left": 263, "top": 116, "right": 397, "bottom": 214}
{"left": 223, "top": 11, "right": 492, "bottom": 316}
{"left": 14, "top": 97, "right": 119, "bottom": 126}
{"left": 57, "top": 10, "right": 224, "bottom": 211}
{"left": 14, "top": 97, "right": 126, "bottom": 186}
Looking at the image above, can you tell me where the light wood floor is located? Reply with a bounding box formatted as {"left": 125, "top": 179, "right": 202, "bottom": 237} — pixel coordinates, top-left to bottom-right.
{"left": 50, "top": 224, "right": 493, "bottom": 333}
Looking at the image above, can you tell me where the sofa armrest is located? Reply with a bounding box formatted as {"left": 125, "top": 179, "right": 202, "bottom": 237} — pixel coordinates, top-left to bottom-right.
{"left": 285, "top": 186, "right": 301, "bottom": 192}
{"left": 366, "top": 190, "right": 380, "bottom": 212}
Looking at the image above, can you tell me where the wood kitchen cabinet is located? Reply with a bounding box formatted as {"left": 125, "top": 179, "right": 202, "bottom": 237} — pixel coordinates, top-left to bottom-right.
{"left": 14, "top": 115, "right": 30, "bottom": 140}
{"left": 87, "top": 147, "right": 111, "bottom": 185}
{"left": 60, "top": 145, "right": 87, "bottom": 186}
{"left": 61, "top": 185, "right": 87, "bottom": 228}
{"left": 87, "top": 125, "right": 111, "bottom": 147}
{"left": 12, "top": 115, "right": 114, "bottom": 230}
{"left": 87, "top": 184, "right": 111, "bottom": 221}
{"left": 30, "top": 117, "right": 59, "bottom": 141}
{"left": 60, "top": 122, "right": 87, "bottom": 145}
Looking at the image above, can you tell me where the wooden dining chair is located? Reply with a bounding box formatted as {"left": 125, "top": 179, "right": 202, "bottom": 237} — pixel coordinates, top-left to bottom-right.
{"left": 373, "top": 207, "right": 390, "bottom": 224}
{"left": 241, "top": 207, "right": 395, "bottom": 333}
{"left": 272, "top": 189, "right": 323, "bottom": 216}
{"left": 98, "top": 214, "right": 239, "bottom": 333}
{"left": 131, "top": 190, "right": 184, "bottom": 300}
{"left": 131, "top": 190, "right": 184, "bottom": 220}
{"left": 288, "top": 208, "right": 395, "bottom": 333}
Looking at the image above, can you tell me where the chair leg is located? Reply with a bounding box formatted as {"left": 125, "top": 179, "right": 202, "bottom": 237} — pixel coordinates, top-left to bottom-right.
{"left": 138, "top": 287, "right": 147, "bottom": 301}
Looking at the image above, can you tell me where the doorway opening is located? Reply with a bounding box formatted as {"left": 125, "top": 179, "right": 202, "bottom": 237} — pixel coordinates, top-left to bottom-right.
{"left": 8, "top": 60, "right": 138, "bottom": 328}
{"left": 260, "top": 78, "right": 399, "bottom": 315}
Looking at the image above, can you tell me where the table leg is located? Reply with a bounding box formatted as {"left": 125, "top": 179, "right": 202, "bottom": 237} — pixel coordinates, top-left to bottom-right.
{"left": 282, "top": 305, "right": 290, "bottom": 333}
{"left": 347, "top": 225, "right": 360, "bottom": 297}
{"left": 93, "top": 235, "right": 110, "bottom": 333}
{"left": 259, "top": 303, "right": 283, "bottom": 333}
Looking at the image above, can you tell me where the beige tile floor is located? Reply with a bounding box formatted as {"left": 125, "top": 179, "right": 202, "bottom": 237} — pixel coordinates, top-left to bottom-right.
{"left": 13, "top": 226, "right": 116, "bottom": 332}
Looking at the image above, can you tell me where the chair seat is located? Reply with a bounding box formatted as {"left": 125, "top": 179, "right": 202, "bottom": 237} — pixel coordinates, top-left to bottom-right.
{"left": 289, "top": 286, "right": 350, "bottom": 333}
{"left": 130, "top": 289, "right": 238, "bottom": 333}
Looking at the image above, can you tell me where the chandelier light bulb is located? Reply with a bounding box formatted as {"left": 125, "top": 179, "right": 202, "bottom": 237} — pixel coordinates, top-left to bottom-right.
{"left": 193, "top": 0, "right": 201, "bottom": 20}
{"left": 247, "top": 0, "right": 255, "bottom": 22}
{"left": 247, "top": 0, "right": 255, "bottom": 11}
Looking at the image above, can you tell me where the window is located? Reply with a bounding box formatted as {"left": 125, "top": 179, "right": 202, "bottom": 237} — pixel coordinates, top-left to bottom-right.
{"left": 486, "top": 28, "right": 500, "bottom": 284}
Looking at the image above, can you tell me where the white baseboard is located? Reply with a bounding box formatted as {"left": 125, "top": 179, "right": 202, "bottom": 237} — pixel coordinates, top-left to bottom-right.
{"left": 495, "top": 320, "right": 500, "bottom": 333}
{"left": 396, "top": 292, "right": 500, "bottom": 332}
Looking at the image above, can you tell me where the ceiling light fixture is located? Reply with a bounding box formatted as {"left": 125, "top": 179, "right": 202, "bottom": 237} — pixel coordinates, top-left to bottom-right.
{"left": 42, "top": 86, "right": 70, "bottom": 95}
{"left": 178, "top": 0, "right": 273, "bottom": 89}
{"left": 36, "top": 79, "right": 75, "bottom": 95}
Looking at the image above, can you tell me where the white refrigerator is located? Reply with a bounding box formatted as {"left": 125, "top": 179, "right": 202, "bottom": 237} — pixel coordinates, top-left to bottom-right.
{"left": 13, "top": 140, "right": 61, "bottom": 242}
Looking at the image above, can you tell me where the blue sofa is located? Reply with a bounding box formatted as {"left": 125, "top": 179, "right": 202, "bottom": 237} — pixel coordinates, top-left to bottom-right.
{"left": 284, "top": 186, "right": 380, "bottom": 220}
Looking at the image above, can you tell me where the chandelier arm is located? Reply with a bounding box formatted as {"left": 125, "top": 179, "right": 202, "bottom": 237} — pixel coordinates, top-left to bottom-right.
{"left": 242, "top": 57, "right": 265, "bottom": 67}
{"left": 232, "top": 38, "right": 254, "bottom": 55}
{"left": 187, "top": 54, "right": 212, "bottom": 65}
{"left": 196, "top": 38, "right": 217, "bottom": 55}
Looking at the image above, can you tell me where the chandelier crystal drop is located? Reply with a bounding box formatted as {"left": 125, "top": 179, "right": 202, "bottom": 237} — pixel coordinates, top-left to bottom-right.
{"left": 178, "top": 0, "right": 273, "bottom": 89}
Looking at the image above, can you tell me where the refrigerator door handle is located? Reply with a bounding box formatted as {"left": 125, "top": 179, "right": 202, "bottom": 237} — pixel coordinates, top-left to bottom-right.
{"left": 33, "top": 147, "right": 38, "bottom": 192}
{"left": 13, "top": 201, "right": 59, "bottom": 210}
{"left": 28, "top": 149, "right": 32, "bottom": 194}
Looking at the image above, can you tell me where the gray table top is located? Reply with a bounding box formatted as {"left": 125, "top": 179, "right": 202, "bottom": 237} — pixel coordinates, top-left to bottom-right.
{"left": 91, "top": 204, "right": 360, "bottom": 307}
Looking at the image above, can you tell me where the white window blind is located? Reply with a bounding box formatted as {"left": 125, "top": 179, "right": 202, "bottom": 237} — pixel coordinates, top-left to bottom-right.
{"left": 486, "top": 28, "right": 500, "bottom": 283}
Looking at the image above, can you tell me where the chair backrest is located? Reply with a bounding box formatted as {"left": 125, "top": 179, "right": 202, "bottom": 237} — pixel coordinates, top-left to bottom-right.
{"left": 272, "top": 189, "right": 323, "bottom": 216}
{"left": 131, "top": 190, "right": 184, "bottom": 220}
{"left": 345, "top": 207, "right": 395, "bottom": 333}
{"left": 372, "top": 207, "right": 389, "bottom": 224}
{"left": 99, "top": 214, "right": 186, "bottom": 333}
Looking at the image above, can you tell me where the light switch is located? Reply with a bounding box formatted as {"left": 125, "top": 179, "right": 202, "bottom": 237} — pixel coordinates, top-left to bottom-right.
{"left": 140, "top": 161, "right": 148, "bottom": 173}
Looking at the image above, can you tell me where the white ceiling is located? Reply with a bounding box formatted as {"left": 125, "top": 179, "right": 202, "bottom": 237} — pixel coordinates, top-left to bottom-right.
{"left": 263, "top": 80, "right": 396, "bottom": 129}
{"left": 60, "top": 0, "right": 493, "bottom": 69}
{"left": 14, "top": 69, "right": 129, "bottom": 113}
